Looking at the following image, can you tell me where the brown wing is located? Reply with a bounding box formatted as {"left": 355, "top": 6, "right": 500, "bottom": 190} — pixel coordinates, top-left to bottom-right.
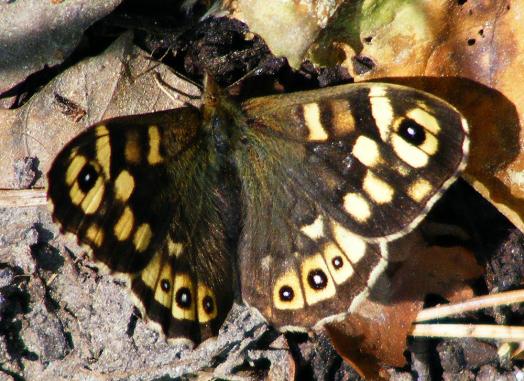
{"left": 236, "top": 82, "right": 468, "bottom": 329}
{"left": 48, "top": 109, "right": 236, "bottom": 344}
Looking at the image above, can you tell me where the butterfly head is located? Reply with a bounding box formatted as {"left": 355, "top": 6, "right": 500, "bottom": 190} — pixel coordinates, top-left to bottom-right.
{"left": 201, "top": 73, "right": 247, "bottom": 155}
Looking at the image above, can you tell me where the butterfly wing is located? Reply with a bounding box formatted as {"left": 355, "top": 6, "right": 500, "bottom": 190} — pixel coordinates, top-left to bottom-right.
{"left": 48, "top": 109, "right": 236, "bottom": 344}
{"left": 237, "top": 83, "right": 469, "bottom": 328}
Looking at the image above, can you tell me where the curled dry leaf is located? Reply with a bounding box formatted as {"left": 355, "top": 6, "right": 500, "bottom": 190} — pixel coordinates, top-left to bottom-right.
{"left": 0, "top": 0, "right": 123, "bottom": 96}
{"left": 0, "top": 32, "right": 200, "bottom": 189}
{"left": 325, "top": 227, "right": 483, "bottom": 380}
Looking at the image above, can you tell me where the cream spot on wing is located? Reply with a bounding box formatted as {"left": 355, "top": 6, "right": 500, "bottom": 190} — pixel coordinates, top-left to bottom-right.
{"left": 69, "top": 181, "right": 84, "bottom": 205}
{"left": 273, "top": 268, "right": 305, "bottom": 310}
{"left": 301, "top": 215, "right": 324, "bottom": 240}
{"left": 363, "top": 170, "right": 394, "bottom": 204}
{"left": 419, "top": 131, "right": 439, "bottom": 155}
{"left": 197, "top": 283, "right": 217, "bottom": 323}
{"left": 330, "top": 99, "right": 355, "bottom": 135}
{"left": 147, "top": 125, "right": 163, "bottom": 164}
{"left": 353, "top": 136, "right": 381, "bottom": 167}
{"left": 332, "top": 222, "right": 367, "bottom": 264}
{"left": 114, "top": 206, "right": 134, "bottom": 241}
{"left": 172, "top": 273, "right": 196, "bottom": 320}
{"left": 323, "top": 243, "right": 354, "bottom": 284}
{"left": 391, "top": 134, "right": 429, "bottom": 168}
{"left": 86, "top": 224, "right": 104, "bottom": 247}
{"left": 167, "top": 239, "right": 184, "bottom": 257}
{"left": 303, "top": 103, "right": 328, "bottom": 141}
{"left": 408, "top": 178, "right": 433, "bottom": 202}
{"left": 80, "top": 177, "right": 105, "bottom": 214}
{"left": 65, "top": 155, "right": 87, "bottom": 185}
{"left": 141, "top": 251, "right": 162, "bottom": 289}
{"left": 301, "top": 254, "right": 336, "bottom": 305}
{"left": 154, "top": 258, "right": 174, "bottom": 309}
{"left": 343, "top": 193, "right": 371, "bottom": 222}
{"left": 407, "top": 108, "right": 441, "bottom": 135}
{"left": 114, "top": 170, "right": 135, "bottom": 202}
{"left": 125, "top": 130, "right": 141, "bottom": 164}
{"left": 369, "top": 85, "right": 393, "bottom": 141}
{"left": 95, "top": 125, "right": 111, "bottom": 177}
{"left": 369, "top": 85, "right": 387, "bottom": 97}
{"left": 133, "top": 223, "right": 152, "bottom": 252}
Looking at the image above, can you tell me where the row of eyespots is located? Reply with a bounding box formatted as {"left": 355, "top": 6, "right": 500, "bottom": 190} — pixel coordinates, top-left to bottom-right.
{"left": 139, "top": 252, "right": 217, "bottom": 323}
{"left": 273, "top": 222, "right": 367, "bottom": 310}
{"left": 157, "top": 274, "right": 217, "bottom": 323}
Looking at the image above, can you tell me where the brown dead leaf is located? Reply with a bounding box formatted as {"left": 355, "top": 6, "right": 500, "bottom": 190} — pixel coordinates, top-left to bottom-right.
{"left": 0, "top": 0, "right": 123, "bottom": 96}
{"left": 421, "top": 0, "right": 524, "bottom": 235}
{"left": 0, "top": 32, "right": 200, "bottom": 190}
{"left": 325, "top": 229, "right": 483, "bottom": 380}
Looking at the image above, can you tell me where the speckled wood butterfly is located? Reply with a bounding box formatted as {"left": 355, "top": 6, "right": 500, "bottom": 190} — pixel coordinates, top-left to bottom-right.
{"left": 47, "top": 75, "right": 469, "bottom": 345}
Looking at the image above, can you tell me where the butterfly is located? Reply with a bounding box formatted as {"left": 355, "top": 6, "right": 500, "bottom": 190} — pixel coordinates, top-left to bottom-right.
{"left": 47, "top": 74, "right": 469, "bottom": 345}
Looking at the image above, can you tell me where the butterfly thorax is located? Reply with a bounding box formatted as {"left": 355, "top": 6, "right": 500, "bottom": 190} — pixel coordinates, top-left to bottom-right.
{"left": 201, "top": 74, "right": 246, "bottom": 160}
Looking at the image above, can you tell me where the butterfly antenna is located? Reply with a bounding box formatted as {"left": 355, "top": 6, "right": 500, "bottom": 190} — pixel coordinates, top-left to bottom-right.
{"left": 153, "top": 72, "right": 201, "bottom": 108}
{"left": 226, "top": 65, "right": 262, "bottom": 90}
{"left": 165, "top": 66, "right": 204, "bottom": 91}
{"left": 133, "top": 51, "right": 203, "bottom": 92}
{"left": 19, "top": 132, "right": 50, "bottom": 156}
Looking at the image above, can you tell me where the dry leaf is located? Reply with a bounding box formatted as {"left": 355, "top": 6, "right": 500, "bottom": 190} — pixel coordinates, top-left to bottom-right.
{"left": 0, "top": 0, "right": 123, "bottom": 96}
{"left": 234, "top": 0, "right": 344, "bottom": 68}
{"left": 325, "top": 228, "right": 483, "bottom": 380}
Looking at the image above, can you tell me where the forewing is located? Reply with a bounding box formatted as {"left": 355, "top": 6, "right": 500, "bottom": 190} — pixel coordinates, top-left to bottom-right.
{"left": 48, "top": 109, "right": 235, "bottom": 344}
{"left": 241, "top": 82, "right": 469, "bottom": 240}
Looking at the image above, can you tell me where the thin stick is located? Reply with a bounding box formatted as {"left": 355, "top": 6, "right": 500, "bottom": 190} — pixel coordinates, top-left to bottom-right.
{"left": 410, "top": 323, "right": 524, "bottom": 341}
{"left": 0, "top": 189, "right": 47, "bottom": 207}
{"left": 415, "top": 289, "right": 524, "bottom": 322}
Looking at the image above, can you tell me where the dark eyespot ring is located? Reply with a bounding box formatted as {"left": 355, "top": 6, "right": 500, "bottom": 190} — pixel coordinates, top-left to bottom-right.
{"left": 307, "top": 269, "right": 328, "bottom": 290}
{"left": 332, "top": 256, "right": 344, "bottom": 269}
{"left": 78, "top": 164, "right": 98, "bottom": 192}
{"left": 175, "top": 287, "right": 192, "bottom": 309}
{"left": 160, "top": 279, "right": 170, "bottom": 292}
{"left": 398, "top": 118, "right": 426, "bottom": 146}
{"left": 279, "top": 286, "right": 295, "bottom": 301}
{"left": 203, "top": 295, "right": 214, "bottom": 314}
